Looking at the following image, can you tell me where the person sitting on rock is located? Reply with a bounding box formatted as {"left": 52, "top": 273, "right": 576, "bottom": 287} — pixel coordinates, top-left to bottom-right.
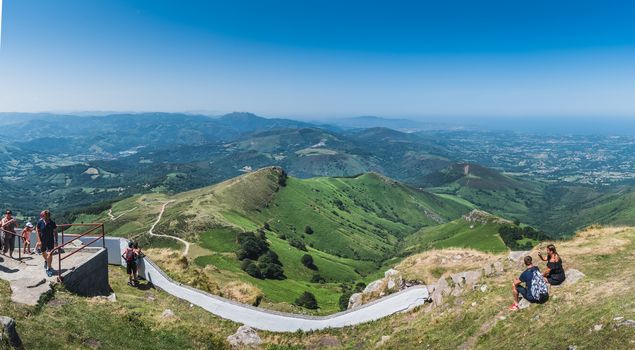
{"left": 510, "top": 255, "right": 549, "bottom": 311}
{"left": 538, "top": 244, "right": 566, "bottom": 286}
{"left": 122, "top": 241, "right": 138, "bottom": 287}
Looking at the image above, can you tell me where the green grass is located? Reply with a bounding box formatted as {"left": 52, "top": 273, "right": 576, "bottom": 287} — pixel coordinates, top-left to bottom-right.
{"left": 198, "top": 227, "right": 239, "bottom": 253}
{"left": 76, "top": 168, "right": 473, "bottom": 312}
{"left": 405, "top": 219, "right": 508, "bottom": 253}
{"left": 0, "top": 267, "right": 235, "bottom": 349}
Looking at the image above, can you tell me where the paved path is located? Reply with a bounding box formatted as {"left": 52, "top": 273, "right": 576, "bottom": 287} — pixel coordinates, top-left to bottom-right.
{"left": 146, "top": 201, "right": 191, "bottom": 256}
{"left": 0, "top": 249, "right": 94, "bottom": 305}
{"left": 141, "top": 257, "right": 429, "bottom": 332}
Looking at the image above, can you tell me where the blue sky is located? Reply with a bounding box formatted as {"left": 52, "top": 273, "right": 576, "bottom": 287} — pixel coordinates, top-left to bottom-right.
{"left": 1, "top": 0, "right": 635, "bottom": 119}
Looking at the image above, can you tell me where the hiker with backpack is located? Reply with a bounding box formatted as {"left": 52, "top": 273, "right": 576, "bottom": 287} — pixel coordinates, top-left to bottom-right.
{"left": 538, "top": 244, "right": 566, "bottom": 285}
{"left": 122, "top": 241, "right": 138, "bottom": 286}
{"left": 509, "top": 255, "right": 549, "bottom": 311}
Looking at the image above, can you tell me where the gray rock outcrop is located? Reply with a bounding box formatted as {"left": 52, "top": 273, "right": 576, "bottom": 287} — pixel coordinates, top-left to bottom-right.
{"left": 563, "top": 269, "right": 585, "bottom": 285}
{"left": 227, "top": 325, "right": 262, "bottom": 349}
{"left": 348, "top": 293, "right": 363, "bottom": 309}
{"left": 0, "top": 316, "right": 23, "bottom": 349}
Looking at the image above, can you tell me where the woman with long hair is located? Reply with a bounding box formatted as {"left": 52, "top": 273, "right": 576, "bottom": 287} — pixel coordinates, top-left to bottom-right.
{"left": 538, "top": 244, "right": 566, "bottom": 285}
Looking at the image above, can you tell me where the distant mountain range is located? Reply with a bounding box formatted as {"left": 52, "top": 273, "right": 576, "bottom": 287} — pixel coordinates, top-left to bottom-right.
{"left": 1, "top": 111, "right": 635, "bottom": 237}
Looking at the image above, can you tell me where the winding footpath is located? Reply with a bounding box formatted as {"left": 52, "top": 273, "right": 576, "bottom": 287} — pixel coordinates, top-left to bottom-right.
{"left": 115, "top": 200, "right": 429, "bottom": 331}
{"left": 147, "top": 200, "right": 191, "bottom": 256}
{"left": 107, "top": 207, "right": 138, "bottom": 221}
{"left": 140, "top": 256, "right": 429, "bottom": 332}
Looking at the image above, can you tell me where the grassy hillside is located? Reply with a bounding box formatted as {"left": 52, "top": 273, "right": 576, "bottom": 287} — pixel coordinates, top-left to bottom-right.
{"left": 404, "top": 211, "right": 509, "bottom": 254}
{"left": 77, "top": 167, "right": 470, "bottom": 313}
{"left": 4, "top": 226, "right": 634, "bottom": 349}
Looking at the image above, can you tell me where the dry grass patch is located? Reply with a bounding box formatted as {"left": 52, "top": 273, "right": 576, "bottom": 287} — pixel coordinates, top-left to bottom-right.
{"left": 221, "top": 281, "right": 263, "bottom": 306}
{"left": 397, "top": 248, "right": 503, "bottom": 284}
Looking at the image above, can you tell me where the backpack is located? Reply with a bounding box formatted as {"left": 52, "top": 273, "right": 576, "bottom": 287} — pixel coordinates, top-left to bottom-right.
{"left": 530, "top": 268, "right": 549, "bottom": 301}
{"left": 123, "top": 248, "right": 136, "bottom": 263}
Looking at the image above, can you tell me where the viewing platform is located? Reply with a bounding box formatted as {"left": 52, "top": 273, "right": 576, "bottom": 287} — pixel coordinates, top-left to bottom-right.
{"left": 0, "top": 224, "right": 111, "bottom": 305}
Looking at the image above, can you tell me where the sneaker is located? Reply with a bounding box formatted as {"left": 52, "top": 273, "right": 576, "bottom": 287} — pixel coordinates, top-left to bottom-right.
{"left": 46, "top": 269, "right": 53, "bottom": 277}
{"left": 508, "top": 303, "right": 519, "bottom": 311}
{"left": 127, "top": 281, "right": 136, "bottom": 287}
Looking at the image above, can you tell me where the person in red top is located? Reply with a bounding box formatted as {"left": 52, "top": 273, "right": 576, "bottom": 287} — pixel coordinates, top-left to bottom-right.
{"left": 22, "top": 222, "right": 35, "bottom": 255}
{"left": 122, "top": 241, "right": 138, "bottom": 287}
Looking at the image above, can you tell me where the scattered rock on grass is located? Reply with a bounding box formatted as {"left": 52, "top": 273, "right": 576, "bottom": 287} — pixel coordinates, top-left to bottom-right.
{"left": 563, "top": 269, "right": 585, "bottom": 285}
{"left": 161, "top": 309, "right": 176, "bottom": 319}
{"left": 593, "top": 324, "right": 603, "bottom": 331}
{"left": 375, "top": 335, "right": 391, "bottom": 348}
{"left": 227, "top": 325, "right": 262, "bottom": 349}
{"left": 518, "top": 298, "right": 531, "bottom": 310}
{"left": 0, "top": 316, "right": 23, "bottom": 349}
{"left": 613, "top": 319, "right": 635, "bottom": 329}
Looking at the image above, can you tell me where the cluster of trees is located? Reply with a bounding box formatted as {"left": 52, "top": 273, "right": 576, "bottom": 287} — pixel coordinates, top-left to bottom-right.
{"left": 236, "top": 231, "right": 285, "bottom": 280}
{"left": 498, "top": 224, "right": 549, "bottom": 250}
{"left": 295, "top": 291, "right": 318, "bottom": 309}
{"left": 301, "top": 254, "right": 317, "bottom": 270}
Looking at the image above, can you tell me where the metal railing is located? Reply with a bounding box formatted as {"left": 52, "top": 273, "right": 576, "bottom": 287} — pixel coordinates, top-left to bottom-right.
{"left": 51, "top": 223, "right": 105, "bottom": 280}
{"left": 0, "top": 227, "right": 23, "bottom": 261}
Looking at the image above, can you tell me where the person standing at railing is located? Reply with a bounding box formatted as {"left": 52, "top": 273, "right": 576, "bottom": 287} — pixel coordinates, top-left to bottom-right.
{"left": 1, "top": 210, "right": 19, "bottom": 259}
{"left": 22, "top": 222, "right": 35, "bottom": 255}
{"left": 36, "top": 210, "right": 58, "bottom": 277}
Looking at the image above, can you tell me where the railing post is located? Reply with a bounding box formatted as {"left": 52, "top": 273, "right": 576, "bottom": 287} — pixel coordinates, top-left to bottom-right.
{"left": 17, "top": 232, "right": 21, "bottom": 261}
{"left": 101, "top": 224, "right": 105, "bottom": 248}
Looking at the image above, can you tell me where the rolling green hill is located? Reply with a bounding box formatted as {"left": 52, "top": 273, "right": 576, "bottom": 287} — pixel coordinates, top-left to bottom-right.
{"left": 403, "top": 210, "right": 510, "bottom": 254}
{"left": 77, "top": 167, "right": 470, "bottom": 312}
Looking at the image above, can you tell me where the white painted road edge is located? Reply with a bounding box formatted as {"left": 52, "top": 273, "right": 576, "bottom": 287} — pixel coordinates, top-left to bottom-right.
{"left": 77, "top": 236, "right": 429, "bottom": 332}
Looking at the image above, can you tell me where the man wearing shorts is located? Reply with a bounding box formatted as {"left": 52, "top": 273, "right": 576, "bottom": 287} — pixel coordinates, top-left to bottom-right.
{"left": 36, "top": 210, "right": 57, "bottom": 277}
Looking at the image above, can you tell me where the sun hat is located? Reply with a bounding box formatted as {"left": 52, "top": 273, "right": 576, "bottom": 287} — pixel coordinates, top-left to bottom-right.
{"left": 26, "top": 222, "right": 34, "bottom": 228}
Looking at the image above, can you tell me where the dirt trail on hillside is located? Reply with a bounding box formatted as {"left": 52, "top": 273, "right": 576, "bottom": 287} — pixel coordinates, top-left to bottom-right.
{"left": 147, "top": 200, "right": 191, "bottom": 256}
{"left": 107, "top": 207, "right": 138, "bottom": 221}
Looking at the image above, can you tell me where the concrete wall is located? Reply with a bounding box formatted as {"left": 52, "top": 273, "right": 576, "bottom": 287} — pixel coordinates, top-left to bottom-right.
{"left": 60, "top": 248, "right": 111, "bottom": 297}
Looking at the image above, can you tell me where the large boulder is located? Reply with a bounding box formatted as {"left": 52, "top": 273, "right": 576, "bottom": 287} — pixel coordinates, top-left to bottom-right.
{"left": 348, "top": 293, "right": 363, "bottom": 309}
{"left": 363, "top": 280, "right": 384, "bottom": 294}
{"left": 227, "top": 325, "right": 262, "bottom": 349}
{"left": 0, "top": 316, "right": 23, "bottom": 349}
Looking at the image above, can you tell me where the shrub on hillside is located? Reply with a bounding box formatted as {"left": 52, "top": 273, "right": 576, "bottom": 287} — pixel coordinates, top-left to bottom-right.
{"left": 240, "top": 260, "right": 262, "bottom": 279}
{"left": 301, "top": 254, "right": 317, "bottom": 270}
{"left": 259, "top": 261, "right": 285, "bottom": 279}
{"left": 236, "top": 232, "right": 285, "bottom": 279}
{"left": 278, "top": 170, "right": 288, "bottom": 187}
{"left": 236, "top": 232, "right": 268, "bottom": 260}
{"left": 311, "top": 274, "right": 326, "bottom": 284}
{"left": 295, "top": 291, "right": 318, "bottom": 309}
{"left": 289, "top": 238, "right": 307, "bottom": 251}
{"left": 498, "top": 225, "right": 549, "bottom": 250}
{"left": 339, "top": 291, "right": 353, "bottom": 311}
{"left": 304, "top": 225, "right": 314, "bottom": 235}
